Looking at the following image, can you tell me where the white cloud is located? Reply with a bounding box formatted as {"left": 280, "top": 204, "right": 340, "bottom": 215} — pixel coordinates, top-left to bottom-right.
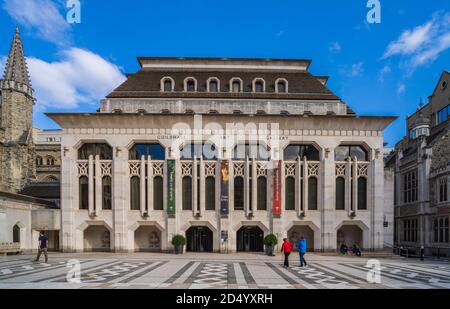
{"left": 3, "top": 0, "right": 71, "bottom": 45}
{"left": 0, "top": 56, "right": 6, "bottom": 77}
{"left": 338, "top": 62, "right": 364, "bottom": 77}
{"left": 379, "top": 65, "right": 391, "bottom": 82}
{"left": 26, "top": 48, "right": 125, "bottom": 109}
{"left": 329, "top": 42, "right": 341, "bottom": 54}
{"left": 382, "top": 11, "right": 450, "bottom": 68}
{"left": 397, "top": 83, "right": 406, "bottom": 95}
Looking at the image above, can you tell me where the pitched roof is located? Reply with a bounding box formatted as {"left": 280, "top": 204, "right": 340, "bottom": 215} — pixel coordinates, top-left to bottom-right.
{"left": 2, "top": 27, "right": 32, "bottom": 87}
{"left": 19, "top": 182, "right": 60, "bottom": 200}
{"left": 107, "top": 70, "right": 341, "bottom": 101}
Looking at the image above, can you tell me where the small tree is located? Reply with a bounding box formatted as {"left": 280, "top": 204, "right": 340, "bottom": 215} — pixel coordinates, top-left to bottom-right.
{"left": 263, "top": 234, "right": 278, "bottom": 247}
{"left": 171, "top": 234, "right": 186, "bottom": 246}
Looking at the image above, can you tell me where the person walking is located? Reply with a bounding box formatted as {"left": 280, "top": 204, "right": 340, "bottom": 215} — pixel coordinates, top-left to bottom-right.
{"left": 297, "top": 236, "right": 307, "bottom": 267}
{"left": 281, "top": 238, "right": 293, "bottom": 268}
{"left": 35, "top": 231, "right": 49, "bottom": 263}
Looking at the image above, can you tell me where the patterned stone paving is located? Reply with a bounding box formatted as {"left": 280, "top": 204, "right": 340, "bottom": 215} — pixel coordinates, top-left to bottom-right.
{"left": 0, "top": 255, "right": 449, "bottom": 289}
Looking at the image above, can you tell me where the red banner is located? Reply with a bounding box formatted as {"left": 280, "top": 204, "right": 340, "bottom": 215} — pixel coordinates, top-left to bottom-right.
{"left": 272, "top": 160, "right": 282, "bottom": 216}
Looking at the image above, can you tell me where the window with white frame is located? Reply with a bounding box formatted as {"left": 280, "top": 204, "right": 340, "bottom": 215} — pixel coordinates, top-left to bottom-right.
{"left": 275, "top": 78, "right": 288, "bottom": 93}
{"left": 230, "top": 78, "right": 243, "bottom": 93}
{"left": 161, "top": 77, "right": 174, "bottom": 92}
{"left": 207, "top": 77, "right": 220, "bottom": 92}
{"left": 253, "top": 78, "right": 265, "bottom": 93}
{"left": 184, "top": 77, "right": 197, "bottom": 92}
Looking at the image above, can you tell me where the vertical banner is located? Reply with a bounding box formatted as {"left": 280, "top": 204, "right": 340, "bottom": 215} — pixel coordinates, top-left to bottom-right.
{"left": 272, "top": 160, "right": 282, "bottom": 216}
{"left": 220, "top": 161, "right": 230, "bottom": 216}
{"left": 167, "top": 159, "right": 176, "bottom": 217}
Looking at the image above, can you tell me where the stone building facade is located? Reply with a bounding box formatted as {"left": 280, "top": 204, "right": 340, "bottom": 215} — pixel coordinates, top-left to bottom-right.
{"left": 0, "top": 29, "right": 60, "bottom": 252}
{"left": 48, "top": 57, "right": 395, "bottom": 253}
{"left": 390, "top": 71, "right": 450, "bottom": 257}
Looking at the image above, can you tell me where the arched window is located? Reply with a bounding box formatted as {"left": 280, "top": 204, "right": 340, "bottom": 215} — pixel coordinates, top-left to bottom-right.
{"left": 102, "top": 176, "right": 112, "bottom": 210}
{"left": 153, "top": 176, "right": 164, "bottom": 210}
{"left": 205, "top": 176, "right": 215, "bottom": 210}
{"left": 336, "top": 177, "right": 345, "bottom": 210}
{"left": 276, "top": 79, "right": 288, "bottom": 93}
{"left": 162, "top": 78, "right": 174, "bottom": 92}
{"left": 36, "top": 156, "right": 43, "bottom": 166}
{"left": 230, "top": 78, "right": 242, "bottom": 93}
{"left": 180, "top": 143, "right": 218, "bottom": 160}
{"left": 46, "top": 156, "right": 55, "bottom": 166}
{"left": 357, "top": 177, "right": 367, "bottom": 210}
{"left": 285, "top": 177, "right": 295, "bottom": 210}
{"left": 13, "top": 225, "right": 20, "bottom": 243}
{"left": 78, "top": 143, "right": 112, "bottom": 160}
{"left": 257, "top": 177, "right": 267, "bottom": 210}
{"left": 234, "top": 176, "right": 244, "bottom": 210}
{"left": 184, "top": 77, "right": 197, "bottom": 92}
{"left": 335, "top": 145, "right": 369, "bottom": 162}
{"left": 182, "top": 176, "right": 192, "bottom": 210}
{"left": 308, "top": 177, "right": 318, "bottom": 210}
{"left": 233, "top": 143, "right": 270, "bottom": 161}
{"left": 129, "top": 143, "right": 165, "bottom": 160}
{"left": 207, "top": 78, "right": 220, "bottom": 92}
{"left": 284, "top": 144, "right": 320, "bottom": 161}
{"left": 79, "top": 176, "right": 89, "bottom": 209}
{"left": 253, "top": 79, "right": 265, "bottom": 93}
{"left": 130, "top": 176, "right": 140, "bottom": 210}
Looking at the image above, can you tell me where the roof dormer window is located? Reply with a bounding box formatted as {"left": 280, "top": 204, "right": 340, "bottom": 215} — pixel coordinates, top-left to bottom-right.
{"left": 275, "top": 78, "right": 288, "bottom": 93}
{"left": 253, "top": 78, "right": 265, "bottom": 93}
{"left": 161, "top": 77, "right": 175, "bottom": 92}
{"left": 184, "top": 77, "right": 197, "bottom": 92}
{"left": 207, "top": 77, "right": 220, "bottom": 92}
{"left": 230, "top": 78, "right": 243, "bottom": 93}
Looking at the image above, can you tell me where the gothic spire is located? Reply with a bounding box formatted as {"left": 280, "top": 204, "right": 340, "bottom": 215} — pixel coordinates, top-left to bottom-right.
{"left": 3, "top": 26, "right": 32, "bottom": 87}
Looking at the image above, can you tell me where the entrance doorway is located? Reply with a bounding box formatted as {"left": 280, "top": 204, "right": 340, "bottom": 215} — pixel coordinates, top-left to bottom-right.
{"left": 186, "top": 226, "right": 213, "bottom": 252}
{"left": 84, "top": 225, "right": 111, "bottom": 252}
{"left": 288, "top": 226, "right": 315, "bottom": 252}
{"left": 237, "top": 226, "right": 264, "bottom": 252}
{"left": 135, "top": 226, "right": 162, "bottom": 252}
{"left": 337, "top": 225, "right": 363, "bottom": 249}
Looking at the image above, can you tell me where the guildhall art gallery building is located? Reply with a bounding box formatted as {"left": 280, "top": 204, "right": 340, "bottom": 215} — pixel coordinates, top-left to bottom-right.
{"left": 47, "top": 57, "right": 395, "bottom": 253}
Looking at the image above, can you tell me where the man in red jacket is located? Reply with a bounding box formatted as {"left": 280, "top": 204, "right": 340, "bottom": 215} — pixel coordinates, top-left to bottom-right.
{"left": 281, "top": 238, "right": 294, "bottom": 268}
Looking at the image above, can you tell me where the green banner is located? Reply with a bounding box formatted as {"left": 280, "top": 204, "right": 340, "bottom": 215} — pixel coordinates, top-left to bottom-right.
{"left": 167, "top": 159, "right": 176, "bottom": 216}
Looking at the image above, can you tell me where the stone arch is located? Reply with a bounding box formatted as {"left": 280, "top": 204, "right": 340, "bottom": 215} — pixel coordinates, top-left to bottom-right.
{"left": 335, "top": 220, "right": 369, "bottom": 250}
{"left": 77, "top": 221, "right": 113, "bottom": 252}
{"left": 181, "top": 221, "right": 219, "bottom": 252}
{"left": 285, "top": 221, "right": 320, "bottom": 251}
{"left": 128, "top": 221, "right": 166, "bottom": 252}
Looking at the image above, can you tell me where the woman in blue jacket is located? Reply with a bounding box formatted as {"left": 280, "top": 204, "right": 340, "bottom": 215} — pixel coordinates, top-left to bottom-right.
{"left": 297, "top": 236, "right": 308, "bottom": 267}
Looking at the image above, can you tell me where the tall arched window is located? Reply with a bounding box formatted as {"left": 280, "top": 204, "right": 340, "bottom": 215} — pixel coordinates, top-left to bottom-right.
{"left": 308, "top": 177, "right": 318, "bottom": 210}
{"left": 284, "top": 144, "right": 320, "bottom": 161}
{"left": 102, "top": 176, "right": 112, "bottom": 210}
{"left": 129, "top": 143, "right": 165, "bottom": 160}
{"left": 357, "top": 177, "right": 367, "bottom": 210}
{"left": 130, "top": 176, "right": 140, "bottom": 210}
{"left": 78, "top": 143, "right": 112, "bottom": 160}
{"left": 79, "top": 176, "right": 89, "bottom": 209}
{"left": 182, "top": 176, "right": 193, "bottom": 210}
{"left": 13, "top": 225, "right": 20, "bottom": 243}
{"left": 257, "top": 177, "right": 267, "bottom": 210}
{"left": 153, "top": 176, "right": 164, "bottom": 210}
{"left": 336, "top": 177, "right": 345, "bottom": 210}
{"left": 234, "top": 176, "right": 244, "bottom": 210}
{"left": 205, "top": 176, "right": 215, "bottom": 210}
{"left": 46, "top": 157, "right": 55, "bottom": 166}
{"left": 285, "top": 177, "right": 295, "bottom": 210}
{"left": 36, "top": 156, "right": 43, "bottom": 166}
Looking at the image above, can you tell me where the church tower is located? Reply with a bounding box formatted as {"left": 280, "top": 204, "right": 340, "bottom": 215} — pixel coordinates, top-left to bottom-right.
{"left": 0, "top": 27, "right": 36, "bottom": 193}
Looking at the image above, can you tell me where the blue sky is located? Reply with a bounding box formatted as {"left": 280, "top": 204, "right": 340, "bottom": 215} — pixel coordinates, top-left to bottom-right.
{"left": 0, "top": 0, "right": 449, "bottom": 147}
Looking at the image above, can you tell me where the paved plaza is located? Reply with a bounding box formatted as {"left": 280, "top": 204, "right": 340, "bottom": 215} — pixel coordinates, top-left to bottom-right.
{"left": 0, "top": 253, "right": 449, "bottom": 289}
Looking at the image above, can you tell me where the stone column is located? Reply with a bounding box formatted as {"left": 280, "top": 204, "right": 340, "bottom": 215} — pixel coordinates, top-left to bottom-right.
{"left": 147, "top": 156, "right": 153, "bottom": 213}
{"left": 251, "top": 158, "right": 257, "bottom": 214}
{"left": 302, "top": 157, "right": 308, "bottom": 216}
{"left": 140, "top": 156, "right": 146, "bottom": 216}
{"left": 95, "top": 155, "right": 102, "bottom": 213}
{"left": 88, "top": 155, "right": 94, "bottom": 216}
{"left": 61, "top": 145, "right": 75, "bottom": 252}
{"left": 322, "top": 147, "right": 336, "bottom": 251}
{"left": 200, "top": 158, "right": 205, "bottom": 216}
{"left": 113, "top": 146, "right": 128, "bottom": 252}
{"left": 193, "top": 157, "right": 198, "bottom": 217}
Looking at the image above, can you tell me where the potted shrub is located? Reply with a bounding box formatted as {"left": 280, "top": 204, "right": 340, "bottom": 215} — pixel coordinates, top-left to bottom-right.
{"left": 263, "top": 234, "right": 278, "bottom": 256}
{"left": 172, "top": 234, "right": 186, "bottom": 254}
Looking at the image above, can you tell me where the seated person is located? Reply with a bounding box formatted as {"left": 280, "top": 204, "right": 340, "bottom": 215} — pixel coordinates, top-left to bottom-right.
{"left": 352, "top": 244, "right": 362, "bottom": 257}
{"left": 340, "top": 243, "right": 348, "bottom": 255}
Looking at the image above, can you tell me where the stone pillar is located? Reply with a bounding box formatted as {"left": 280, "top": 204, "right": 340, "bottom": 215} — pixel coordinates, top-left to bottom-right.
{"left": 88, "top": 155, "right": 94, "bottom": 216}
{"left": 193, "top": 157, "right": 198, "bottom": 217}
{"left": 251, "top": 158, "right": 257, "bottom": 214}
{"left": 140, "top": 156, "right": 146, "bottom": 216}
{"left": 302, "top": 156, "right": 308, "bottom": 215}
{"left": 200, "top": 158, "right": 205, "bottom": 216}
{"left": 95, "top": 155, "right": 102, "bottom": 213}
{"left": 61, "top": 145, "right": 75, "bottom": 252}
{"left": 113, "top": 146, "right": 128, "bottom": 252}
{"left": 147, "top": 156, "right": 153, "bottom": 213}
{"left": 322, "top": 147, "right": 336, "bottom": 252}
{"left": 245, "top": 157, "right": 250, "bottom": 217}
